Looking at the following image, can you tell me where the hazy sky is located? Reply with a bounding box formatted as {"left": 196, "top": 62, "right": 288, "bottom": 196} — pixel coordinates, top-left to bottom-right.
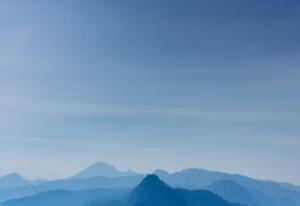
{"left": 1, "top": 0, "right": 300, "bottom": 184}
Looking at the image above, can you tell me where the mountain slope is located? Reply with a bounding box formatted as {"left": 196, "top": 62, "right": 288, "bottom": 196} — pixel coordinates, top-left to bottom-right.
{"left": 0, "top": 188, "right": 129, "bottom": 206}
{"left": 156, "top": 168, "right": 300, "bottom": 206}
{"left": 1, "top": 175, "right": 240, "bottom": 206}
{"left": 86, "top": 175, "right": 243, "bottom": 206}
{"left": 207, "top": 180, "right": 261, "bottom": 206}
{"left": 127, "top": 175, "right": 186, "bottom": 206}
{"left": 0, "top": 175, "right": 142, "bottom": 202}
{"left": 128, "top": 175, "right": 243, "bottom": 206}
{"left": 75, "top": 162, "right": 138, "bottom": 178}
{"left": 0, "top": 173, "right": 44, "bottom": 189}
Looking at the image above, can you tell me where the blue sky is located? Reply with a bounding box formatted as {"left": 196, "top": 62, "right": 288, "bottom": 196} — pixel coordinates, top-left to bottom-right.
{"left": 1, "top": 0, "right": 300, "bottom": 184}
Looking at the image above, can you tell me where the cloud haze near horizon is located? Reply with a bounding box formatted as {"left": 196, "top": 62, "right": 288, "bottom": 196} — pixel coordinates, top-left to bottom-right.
{"left": 0, "top": 0, "right": 300, "bottom": 184}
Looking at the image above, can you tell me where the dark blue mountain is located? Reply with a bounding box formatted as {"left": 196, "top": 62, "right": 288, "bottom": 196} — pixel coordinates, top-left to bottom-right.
{"left": 127, "top": 175, "right": 186, "bottom": 206}
{"left": 1, "top": 164, "right": 300, "bottom": 206}
{"left": 129, "top": 175, "right": 244, "bottom": 206}
{"left": 0, "top": 188, "right": 129, "bottom": 206}
{"left": 156, "top": 168, "right": 300, "bottom": 206}
{"left": 87, "top": 175, "right": 244, "bottom": 206}
{"left": 1, "top": 175, "right": 241, "bottom": 206}
{"left": 0, "top": 175, "right": 142, "bottom": 202}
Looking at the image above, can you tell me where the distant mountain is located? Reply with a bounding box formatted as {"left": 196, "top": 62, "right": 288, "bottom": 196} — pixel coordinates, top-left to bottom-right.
{"left": 0, "top": 173, "right": 45, "bottom": 189}
{"left": 155, "top": 168, "right": 300, "bottom": 206}
{"left": 0, "top": 175, "right": 143, "bottom": 202}
{"left": 74, "top": 162, "right": 139, "bottom": 178}
{"left": 0, "top": 188, "right": 129, "bottom": 206}
{"left": 207, "top": 180, "right": 261, "bottom": 206}
{"left": 207, "top": 179, "right": 300, "bottom": 206}
{"left": 1, "top": 166, "right": 300, "bottom": 206}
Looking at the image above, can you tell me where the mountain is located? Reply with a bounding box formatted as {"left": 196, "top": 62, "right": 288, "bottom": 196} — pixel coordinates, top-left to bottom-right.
{"left": 127, "top": 175, "right": 186, "bottom": 206}
{"left": 1, "top": 166, "right": 300, "bottom": 206}
{"left": 0, "top": 175, "right": 143, "bottom": 202}
{"left": 87, "top": 175, "right": 243, "bottom": 206}
{"left": 207, "top": 180, "right": 261, "bottom": 206}
{"left": 0, "top": 188, "right": 129, "bottom": 206}
{"left": 155, "top": 168, "right": 300, "bottom": 206}
{"left": 0, "top": 173, "right": 44, "bottom": 189}
{"left": 1, "top": 175, "right": 241, "bottom": 206}
{"left": 75, "top": 162, "right": 139, "bottom": 178}
{"left": 128, "top": 175, "right": 243, "bottom": 206}
{"left": 207, "top": 179, "right": 300, "bottom": 206}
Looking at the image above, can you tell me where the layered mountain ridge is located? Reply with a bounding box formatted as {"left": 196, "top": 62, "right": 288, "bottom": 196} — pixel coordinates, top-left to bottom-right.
{"left": 0, "top": 162, "right": 299, "bottom": 206}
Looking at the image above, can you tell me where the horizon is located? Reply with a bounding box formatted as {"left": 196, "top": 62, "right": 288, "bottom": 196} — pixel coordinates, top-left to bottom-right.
{"left": 0, "top": 160, "right": 299, "bottom": 187}
{"left": 1, "top": 0, "right": 300, "bottom": 186}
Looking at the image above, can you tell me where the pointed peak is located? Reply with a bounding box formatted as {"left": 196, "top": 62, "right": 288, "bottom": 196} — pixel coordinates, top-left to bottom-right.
{"left": 138, "top": 174, "right": 168, "bottom": 189}
{"left": 143, "top": 174, "right": 161, "bottom": 182}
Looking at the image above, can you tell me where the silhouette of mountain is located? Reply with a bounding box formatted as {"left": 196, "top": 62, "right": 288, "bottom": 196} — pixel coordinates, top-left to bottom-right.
{"left": 1, "top": 166, "right": 300, "bottom": 206}
{"left": 155, "top": 168, "right": 300, "bottom": 206}
{"left": 1, "top": 165, "right": 300, "bottom": 206}
{"left": 2, "top": 174, "right": 300, "bottom": 206}
{"left": 127, "top": 175, "right": 186, "bottom": 206}
{"left": 0, "top": 175, "right": 143, "bottom": 202}
{"left": 127, "top": 174, "right": 243, "bottom": 206}
{"left": 86, "top": 175, "right": 243, "bottom": 206}
{"left": 0, "top": 173, "right": 45, "bottom": 189}
{"left": 75, "top": 162, "right": 139, "bottom": 178}
{"left": 1, "top": 175, "right": 240, "bottom": 206}
{"left": 0, "top": 188, "right": 129, "bottom": 206}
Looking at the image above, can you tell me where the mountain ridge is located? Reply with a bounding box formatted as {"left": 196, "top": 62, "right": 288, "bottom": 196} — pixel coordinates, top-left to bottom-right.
{"left": 74, "top": 162, "right": 139, "bottom": 178}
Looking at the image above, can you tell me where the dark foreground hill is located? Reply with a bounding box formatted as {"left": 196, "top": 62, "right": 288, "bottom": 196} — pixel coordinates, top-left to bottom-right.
{"left": 1, "top": 175, "right": 242, "bottom": 206}
{"left": 87, "top": 175, "right": 243, "bottom": 206}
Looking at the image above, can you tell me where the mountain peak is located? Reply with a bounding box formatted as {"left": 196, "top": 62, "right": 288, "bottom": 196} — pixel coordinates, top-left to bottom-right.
{"left": 75, "top": 161, "right": 120, "bottom": 178}
{"left": 74, "top": 161, "right": 139, "bottom": 178}
{"left": 139, "top": 175, "right": 163, "bottom": 186}
{"left": 129, "top": 175, "right": 186, "bottom": 206}
{"left": 133, "top": 174, "right": 170, "bottom": 193}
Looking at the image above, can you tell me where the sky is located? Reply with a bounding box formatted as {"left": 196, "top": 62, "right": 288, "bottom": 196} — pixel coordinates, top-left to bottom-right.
{"left": 0, "top": 0, "right": 300, "bottom": 184}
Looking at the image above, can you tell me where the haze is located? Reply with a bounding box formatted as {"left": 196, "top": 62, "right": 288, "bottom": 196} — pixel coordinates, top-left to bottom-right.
{"left": 0, "top": 0, "right": 299, "bottom": 184}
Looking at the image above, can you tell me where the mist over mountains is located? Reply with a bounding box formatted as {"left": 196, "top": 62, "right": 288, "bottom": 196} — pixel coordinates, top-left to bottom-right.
{"left": 0, "top": 161, "right": 299, "bottom": 206}
{"left": 74, "top": 162, "right": 139, "bottom": 178}
{"left": 1, "top": 175, "right": 243, "bottom": 206}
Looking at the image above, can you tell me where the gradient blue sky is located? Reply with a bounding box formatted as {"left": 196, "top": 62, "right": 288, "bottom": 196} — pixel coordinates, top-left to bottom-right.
{"left": 0, "top": 0, "right": 300, "bottom": 184}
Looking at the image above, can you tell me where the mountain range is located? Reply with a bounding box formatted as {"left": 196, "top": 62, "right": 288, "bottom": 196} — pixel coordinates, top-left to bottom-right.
{"left": 0, "top": 161, "right": 299, "bottom": 206}
{"left": 1, "top": 175, "right": 243, "bottom": 206}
